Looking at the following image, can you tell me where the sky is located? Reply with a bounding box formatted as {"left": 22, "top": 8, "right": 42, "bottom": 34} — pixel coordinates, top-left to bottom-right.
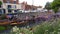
{"left": 19, "top": 0, "right": 53, "bottom": 8}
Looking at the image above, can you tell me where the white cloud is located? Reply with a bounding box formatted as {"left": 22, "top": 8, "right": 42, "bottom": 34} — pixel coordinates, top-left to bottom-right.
{"left": 19, "top": 0, "right": 53, "bottom": 8}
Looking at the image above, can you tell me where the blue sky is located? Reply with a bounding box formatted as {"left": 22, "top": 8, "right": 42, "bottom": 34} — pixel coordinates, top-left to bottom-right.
{"left": 19, "top": 0, "right": 53, "bottom": 8}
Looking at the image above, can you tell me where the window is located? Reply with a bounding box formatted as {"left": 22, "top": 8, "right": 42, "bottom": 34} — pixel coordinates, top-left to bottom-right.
{"left": 12, "top": 5, "right": 16, "bottom": 8}
{"left": 8, "top": 9, "right": 12, "bottom": 13}
{"left": 8, "top": 5, "right": 11, "bottom": 8}
{"left": 15, "top": 5, "right": 16, "bottom": 8}
{"left": 0, "top": 9, "right": 2, "bottom": 14}
{"left": 13, "top": 1, "right": 16, "bottom": 4}
{"left": 3, "top": 9, "right": 6, "bottom": 14}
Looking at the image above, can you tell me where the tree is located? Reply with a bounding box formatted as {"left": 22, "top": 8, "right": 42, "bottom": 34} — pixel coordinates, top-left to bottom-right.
{"left": 45, "top": 2, "right": 51, "bottom": 11}
{"left": 51, "top": 0, "right": 60, "bottom": 13}
{"left": 0, "top": 1, "right": 2, "bottom": 7}
{"left": 0, "top": 1, "right": 2, "bottom": 5}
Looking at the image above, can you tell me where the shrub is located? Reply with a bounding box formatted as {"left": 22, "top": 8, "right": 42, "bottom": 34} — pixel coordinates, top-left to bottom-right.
{"left": 0, "top": 14, "right": 7, "bottom": 20}
{"left": 10, "top": 26, "right": 33, "bottom": 34}
{"left": 0, "top": 26, "right": 6, "bottom": 31}
{"left": 0, "top": 1, "right": 2, "bottom": 5}
{"left": 33, "top": 18, "right": 60, "bottom": 34}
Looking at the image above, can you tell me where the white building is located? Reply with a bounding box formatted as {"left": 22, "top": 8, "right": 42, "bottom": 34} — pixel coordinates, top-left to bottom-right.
{"left": 0, "top": 0, "right": 22, "bottom": 14}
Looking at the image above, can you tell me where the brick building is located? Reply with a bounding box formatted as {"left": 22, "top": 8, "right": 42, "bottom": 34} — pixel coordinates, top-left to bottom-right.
{"left": 21, "top": 2, "right": 40, "bottom": 11}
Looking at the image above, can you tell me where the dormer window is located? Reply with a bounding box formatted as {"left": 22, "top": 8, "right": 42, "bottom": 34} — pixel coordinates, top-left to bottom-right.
{"left": 13, "top": 0, "right": 17, "bottom": 4}
{"left": 13, "top": 1, "right": 16, "bottom": 4}
{"left": 6, "top": 0, "right": 10, "bottom": 3}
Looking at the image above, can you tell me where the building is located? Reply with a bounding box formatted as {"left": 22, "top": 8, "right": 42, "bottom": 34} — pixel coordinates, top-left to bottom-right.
{"left": 37, "top": 6, "right": 42, "bottom": 11}
{"left": 21, "top": 2, "right": 41, "bottom": 11}
{"left": 0, "top": 0, "right": 4, "bottom": 14}
{"left": 0, "top": 0, "right": 42, "bottom": 14}
{"left": 0, "top": 0, "right": 22, "bottom": 14}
